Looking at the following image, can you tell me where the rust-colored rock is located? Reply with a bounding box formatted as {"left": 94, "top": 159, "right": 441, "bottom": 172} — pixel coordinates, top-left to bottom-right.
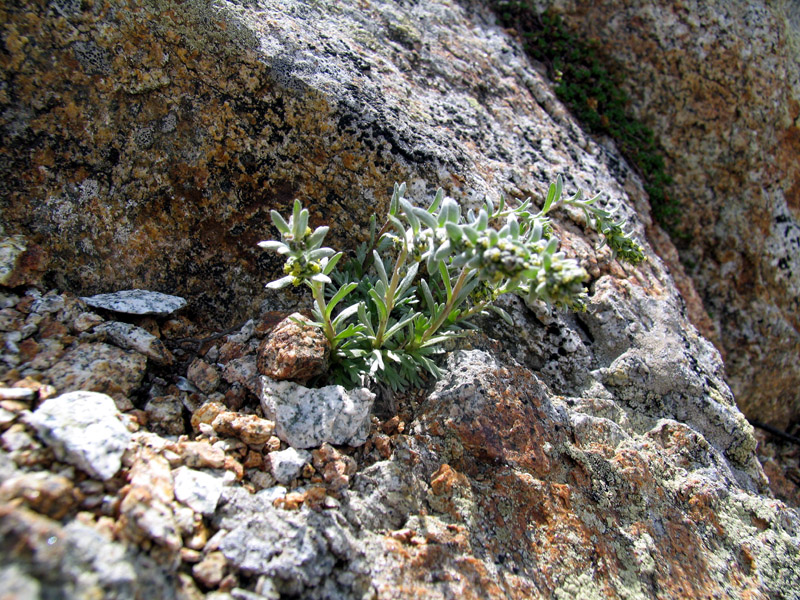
{"left": 529, "top": 0, "right": 800, "bottom": 426}
{"left": 211, "top": 411, "right": 275, "bottom": 446}
{"left": 256, "top": 313, "right": 330, "bottom": 382}
{"left": 0, "top": 472, "right": 81, "bottom": 520}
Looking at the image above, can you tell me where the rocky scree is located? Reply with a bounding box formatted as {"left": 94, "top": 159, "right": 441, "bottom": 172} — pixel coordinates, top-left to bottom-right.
{"left": 0, "top": 0, "right": 798, "bottom": 597}
{"left": 0, "top": 282, "right": 797, "bottom": 598}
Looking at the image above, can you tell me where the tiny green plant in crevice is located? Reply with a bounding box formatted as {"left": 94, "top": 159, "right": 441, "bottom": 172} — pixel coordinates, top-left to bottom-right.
{"left": 489, "top": 2, "right": 685, "bottom": 239}
{"left": 259, "top": 177, "right": 644, "bottom": 392}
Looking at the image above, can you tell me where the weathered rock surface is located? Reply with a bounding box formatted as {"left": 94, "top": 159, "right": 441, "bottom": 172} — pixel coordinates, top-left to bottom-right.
{"left": 0, "top": 0, "right": 798, "bottom": 599}
{"left": 260, "top": 377, "right": 375, "bottom": 449}
{"left": 523, "top": 0, "right": 800, "bottom": 426}
{"left": 27, "top": 391, "right": 131, "bottom": 481}
{"left": 44, "top": 342, "right": 147, "bottom": 410}
{"left": 81, "top": 290, "right": 187, "bottom": 317}
{"left": 257, "top": 312, "right": 330, "bottom": 382}
{"left": 96, "top": 321, "right": 174, "bottom": 365}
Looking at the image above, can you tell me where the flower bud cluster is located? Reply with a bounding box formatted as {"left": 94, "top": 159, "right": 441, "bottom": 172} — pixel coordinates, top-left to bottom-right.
{"left": 598, "top": 220, "right": 645, "bottom": 265}
{"left": 283, "top": 254, "right": 323, "bottom": 286}
{"left": 473, "top": 236, "right": 533, "bottom": 284}
{"left": 469, "top": 279, "right": 500, "bottom": 305}
{"left": 526, "top": 252, "right": 589, "bottom": 311}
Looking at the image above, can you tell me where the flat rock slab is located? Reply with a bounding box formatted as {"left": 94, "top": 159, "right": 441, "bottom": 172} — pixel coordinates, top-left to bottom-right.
{"left": 28, "top": 391, "right": 132, "bottom": 481}
{"left": 172, "top": 466, "right": 224, "bottom": 515}
{"left": 81, "top": 290, "right": 186, "bottom": 316}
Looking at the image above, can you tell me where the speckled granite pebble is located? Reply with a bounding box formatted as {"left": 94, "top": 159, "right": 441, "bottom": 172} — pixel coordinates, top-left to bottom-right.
{"left": 259, "top": 377, "right": 374, "bottom": 449}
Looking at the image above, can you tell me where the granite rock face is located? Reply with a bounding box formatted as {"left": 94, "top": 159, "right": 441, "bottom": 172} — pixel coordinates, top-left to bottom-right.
{"left": 0, "top": 0, "right": 799, "bottom": 599}
{"left": 524, "top": 0, "right": 800, "bottom": 426}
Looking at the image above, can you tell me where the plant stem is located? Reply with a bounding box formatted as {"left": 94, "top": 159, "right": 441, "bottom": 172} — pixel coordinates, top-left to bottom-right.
{"left": 411, "top": 266, "right": 471, "bottom": 349}
{"left": 310, "top": 282, "right": 337, "bottom": 349}
{"left": 373, "top": 242, "right": 408, "bottom": 347}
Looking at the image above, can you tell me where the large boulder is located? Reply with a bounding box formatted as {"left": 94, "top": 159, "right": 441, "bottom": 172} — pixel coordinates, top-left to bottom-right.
{"left": 520, "top": 0, "right": 800, "bottom": 426}
{"left": 1, "top": 1, "right": 798, "bottom": 599}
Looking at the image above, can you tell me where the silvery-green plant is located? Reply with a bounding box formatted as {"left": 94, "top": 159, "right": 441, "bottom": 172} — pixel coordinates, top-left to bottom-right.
{"left": 259, "top": 176, "right": 644, "bottom": 390}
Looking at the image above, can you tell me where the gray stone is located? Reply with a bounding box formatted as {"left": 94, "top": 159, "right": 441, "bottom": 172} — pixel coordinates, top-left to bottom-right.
{"left": 0, "top": 564, "right": 41, "bottom": 599}
{"left": 259, "top": 377, "right": 375, "bottom": 449}
{"left": 28, "top": 391, "right": 132, "bottom": 480}
{"left": 345, "top": 460, "right": 427, "bottom": 532}
{"left": 96, "top": 321, "right": 174, "bottom": 365}
{"left": 218, "top": 505, "right": 354, "bottom": 595}
{"left": 223, "top": 356, "right": 260, "bottom": 397}
{"left": 173, "top": 466, "right": 224, "bottom": 515}
{"left": 144, "top": 396, "right": 186, "bottom": 437}
{"left": 269, "top": 447, "right": 312, "bottom": 485}
{"left": 30, "top": 291, "right": 65, "bottom": 315}
{"left": 81, "top": 289, "right": 187, "bottom": 316}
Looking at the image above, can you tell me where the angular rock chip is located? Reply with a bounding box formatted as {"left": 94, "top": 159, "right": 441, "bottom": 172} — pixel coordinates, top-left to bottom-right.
{"left": 81, "top": 289, "right": 186, "bottom": 316}
{"left": 186, "top": 358, "right": 220, "bottom": 394}
{"left": 173, "top": 466, "right": 224, "bottom": 515}
{"left": 211, "top": 411, "right": 275, "bottom": 446}
{"left": 28, "top": 391, "right": 132, "bottom": 480}
{"left": 269, "top": 447, "right": 312, "bottom": 484}
{"left": 96, "top": 321, "right": 174, "bottom": 365}
{"left": 259, "top": 377, "right": 374, "bottom": 449}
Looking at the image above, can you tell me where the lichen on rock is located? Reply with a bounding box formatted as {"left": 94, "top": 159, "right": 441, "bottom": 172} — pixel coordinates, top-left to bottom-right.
{"left": 0, "top": 0, "right": 798, "bottom": 598}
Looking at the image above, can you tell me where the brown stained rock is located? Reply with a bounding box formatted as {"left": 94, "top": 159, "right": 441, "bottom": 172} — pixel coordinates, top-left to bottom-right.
{"left": 372, "top": 433, "right": 393, "bottom": 460}
{"left": 192, "top": 551, "right": 227, "bottom": 589}
{"left": 190, "top": 402, "right": 226, "bottom": 431}
{"left": 211, "top": 412, "right": 275, "bottom": 446}
{"left": 217, "top": 341, "right": 247, "bottom": 365}
{"left": 0, "top": 472, "right": 81, "bottom": 520}
{"left": 355, "top": 350, "right": 796, "bottom": 599}
{"left": 17, "top": 338, "right": 40, "bottom": 363}
{"left": 118, "top": 446, "right": 181, "bottom": 551}
{"left": 256, "top": 313, "right": 330, "bottom": 382}
{"left": 0, "top": 234, "right": 46, "bottom": 288}
{"left": 242, "top": 450, "right": 264, "bottom": 470}
{"left": 175, "top": 440, "right": 227, "bottom": 470}
{"left": 44, "top": 342, "right": 147, "bottom": 411}
{"left": 72, "top": 311, "right": 105, "bottom": 333}
{"left": 529, "top": 0, "right": 800, "bottom": 427}
{"left": 187, "top": 359, "right": 220, "bottom": 395}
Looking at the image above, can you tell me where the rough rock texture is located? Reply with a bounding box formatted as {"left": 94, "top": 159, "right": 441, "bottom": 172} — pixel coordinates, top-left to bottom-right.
{"left": 81, "top": 290, "right": 187, "bottom": 316}
{"left": 0, "top": 506, "right": 179, "bottom": 600}
{"left": 257, "top": 312, "right": 330, "bottom": 382}
{"left": 96, "top": 321, "right": 174, "bottom": 365}
{"left": 523, "top": 0, "right": 800, "bottom": 426}
{"left": 0, "top": 1, "right": 799, "bottom": 599}
{"left": 260, "top": 377, "right": 376, "bottom": 449}
{"left": 27, "top": 391, "right": 131, "bottom": 480}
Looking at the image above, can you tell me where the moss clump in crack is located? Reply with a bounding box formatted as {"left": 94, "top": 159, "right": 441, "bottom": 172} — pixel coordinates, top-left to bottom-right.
{"left": 491, "top": 2, "right": 684, "bottom": 238}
